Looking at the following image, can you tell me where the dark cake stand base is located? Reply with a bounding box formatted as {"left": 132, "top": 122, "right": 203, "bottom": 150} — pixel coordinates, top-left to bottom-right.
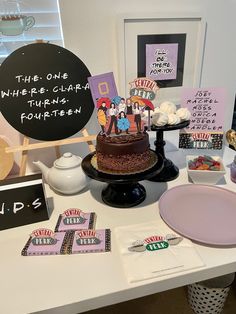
{"left": 149, "top": 120, "right": 190, "bottom": 182}
{"left": 102, "top": 183, "right": 146, "bottom": 208}
{"left": 150, "top": 158, "right": 179, "bottom": 182}
{"left": 82, "top": 151, "right": 163, "bottom": 208}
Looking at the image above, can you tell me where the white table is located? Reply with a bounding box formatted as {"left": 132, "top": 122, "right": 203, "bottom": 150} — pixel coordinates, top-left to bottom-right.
{"left": 1, "top": 146, "right": 236, "bottom": 314}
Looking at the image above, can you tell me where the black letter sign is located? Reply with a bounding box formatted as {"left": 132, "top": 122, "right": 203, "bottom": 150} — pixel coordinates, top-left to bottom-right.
{"left": 0, "top": 43, "right": 94, "bottom": 141}
{"left": 0, "top": 174, "right": 49, "bottom": 231}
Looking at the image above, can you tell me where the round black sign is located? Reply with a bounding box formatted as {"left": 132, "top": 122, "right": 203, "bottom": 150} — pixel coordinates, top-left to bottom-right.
{"left": 0, "top": 43, "right": 94, "bottom": 141}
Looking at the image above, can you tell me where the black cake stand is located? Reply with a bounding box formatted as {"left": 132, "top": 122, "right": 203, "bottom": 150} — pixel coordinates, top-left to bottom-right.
{"left": 82, "top": 151, "right": 163, "bottom": 208}
{"left": 149, "top": 120, "right": 190, "bottom": 182}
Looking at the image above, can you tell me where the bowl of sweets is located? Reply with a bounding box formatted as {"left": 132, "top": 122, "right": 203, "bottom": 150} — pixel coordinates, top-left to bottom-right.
{"left": 186, "top": 155, "right": 226, "bottom": 185}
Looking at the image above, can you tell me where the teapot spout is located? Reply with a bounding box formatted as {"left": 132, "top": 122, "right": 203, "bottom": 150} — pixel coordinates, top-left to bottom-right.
{"left": 33, "top": 161, "right": 50, "bottom": 183}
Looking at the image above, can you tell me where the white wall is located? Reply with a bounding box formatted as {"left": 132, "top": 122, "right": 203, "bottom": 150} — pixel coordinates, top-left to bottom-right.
{"left": 59, "top": 0, "right": 236, "bottom": 139}
{"left": 58, "top": 0, "right": 236, "bottom": 157}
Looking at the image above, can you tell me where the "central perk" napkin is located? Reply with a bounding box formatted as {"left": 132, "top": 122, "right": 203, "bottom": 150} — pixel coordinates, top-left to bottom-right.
{"left": 115, "top": 221, "right": 204, "bottom": 283}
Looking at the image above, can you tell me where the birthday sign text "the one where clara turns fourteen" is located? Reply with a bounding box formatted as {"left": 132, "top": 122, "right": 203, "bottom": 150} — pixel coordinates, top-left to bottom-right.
{"left": 0, "top": 43, "right": 94, "bottom": 141}
{"left": 1, "top": 72, "right": 88, "bottom": 123}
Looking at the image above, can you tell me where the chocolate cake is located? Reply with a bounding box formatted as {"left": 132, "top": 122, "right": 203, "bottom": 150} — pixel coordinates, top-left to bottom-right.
{"left": 96, "top": 132, "right": 154, "bottom": 173}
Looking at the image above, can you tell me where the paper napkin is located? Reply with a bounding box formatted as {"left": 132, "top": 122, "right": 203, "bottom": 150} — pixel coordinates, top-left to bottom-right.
{"left": 115, "top": 221, "right": 204, "bottom": 283}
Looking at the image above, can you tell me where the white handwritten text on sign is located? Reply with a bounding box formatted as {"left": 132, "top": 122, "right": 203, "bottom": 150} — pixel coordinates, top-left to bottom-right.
{"left": 0, "top": 43, "right": 94, "bottom": 141}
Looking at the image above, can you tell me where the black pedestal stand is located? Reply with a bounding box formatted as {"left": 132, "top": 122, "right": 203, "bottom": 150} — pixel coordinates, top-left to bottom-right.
{"left": 101, "top": 183, "right": 146, "bottom": 208}
{"left": 149, "top": 120, "right": 190, "bottom": 182}
{"left": 82, "top": 151, "right": 163, "bottom": 208}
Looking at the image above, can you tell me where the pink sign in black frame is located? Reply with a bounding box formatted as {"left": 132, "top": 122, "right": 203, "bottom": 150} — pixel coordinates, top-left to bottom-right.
{"left": 137, "top": 33, "right": 186, "bottom": 88}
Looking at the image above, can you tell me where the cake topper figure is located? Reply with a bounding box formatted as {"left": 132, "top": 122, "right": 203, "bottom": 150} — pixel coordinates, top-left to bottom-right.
{"left": 117, "top": 111, "right": 130, "bottom": 134}
{"left": 131, "top": 96, "right": 155, "bottom": 131}
{"left": 118, "top": 97, "right": 126, "bottom": 113}
{"left": 133, "top": 101, "right": 143, "bottom": 133}
{"left": 97, "top": 97, "right": 110, "bottom": 135}
{"left": 107, "top": 102, "right": 119, "bottom": 135}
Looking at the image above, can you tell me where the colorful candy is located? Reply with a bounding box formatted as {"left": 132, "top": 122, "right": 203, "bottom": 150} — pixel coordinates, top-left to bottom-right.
{"left": 188, "top": 155, "right": 221, "bottom": 171}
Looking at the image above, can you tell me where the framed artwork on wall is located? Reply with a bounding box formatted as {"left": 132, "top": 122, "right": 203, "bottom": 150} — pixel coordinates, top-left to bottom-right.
{"left": 137, "top": 33, "right": 186, "bottom": 88}
{"left": 118, "top": 13, "right": 206, "bottom": 104}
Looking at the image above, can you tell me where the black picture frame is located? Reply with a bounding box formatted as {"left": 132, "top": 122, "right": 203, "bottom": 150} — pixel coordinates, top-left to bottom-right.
{"left": 137, "top": 33, "right": 186, "bottom": 88}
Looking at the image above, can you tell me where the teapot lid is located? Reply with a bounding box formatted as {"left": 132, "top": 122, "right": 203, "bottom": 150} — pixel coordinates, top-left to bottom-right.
{"left": 54, "top": 152, "right": 82, "bottom": 169}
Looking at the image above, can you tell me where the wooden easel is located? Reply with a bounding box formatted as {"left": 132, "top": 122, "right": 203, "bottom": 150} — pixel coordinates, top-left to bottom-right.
{"left": 5, "top": 129, "right": 96, "bottom": 176}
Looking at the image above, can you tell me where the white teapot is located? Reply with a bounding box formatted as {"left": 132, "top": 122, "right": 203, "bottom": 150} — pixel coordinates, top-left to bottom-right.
{"left": 33, "top": 152, "right": 89, "bottom": 195}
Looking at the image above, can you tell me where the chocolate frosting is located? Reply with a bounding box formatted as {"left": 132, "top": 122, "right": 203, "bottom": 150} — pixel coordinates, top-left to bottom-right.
{"left": 96, "top": 133, "right": 150, "bottom": 156}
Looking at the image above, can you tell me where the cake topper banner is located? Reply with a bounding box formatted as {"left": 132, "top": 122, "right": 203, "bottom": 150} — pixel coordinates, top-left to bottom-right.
{"left": 129, "top": 77, "right": 159, "bottom": 100}
{"left": 88, "top": 72, "right": 118, "bottom": 107}
{"left": 179, "top": 87, "right": 225, "bottom": 149}
{"left": 0, "top": 43, "right": 94, "bottom": 141}
{"left": 96, "top": 96, "right": 142, "bottom": 135}
{"left": 92, "top": 76, "right": 157, "bottom": 135}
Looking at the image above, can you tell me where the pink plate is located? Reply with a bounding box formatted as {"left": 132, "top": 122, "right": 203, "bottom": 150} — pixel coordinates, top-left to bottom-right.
{"left": 159, "top": 184, "right": 236, "bottom": 246}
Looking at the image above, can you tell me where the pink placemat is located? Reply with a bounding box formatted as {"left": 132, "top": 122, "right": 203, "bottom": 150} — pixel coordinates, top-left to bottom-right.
{"left": 159, "top": 184, "right": 236, "bottom": 246}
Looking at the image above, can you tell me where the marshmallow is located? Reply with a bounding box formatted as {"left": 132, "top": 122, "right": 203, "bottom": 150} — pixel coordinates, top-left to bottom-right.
{"left": 152, "top": 112, "right": 168, "bottom": 126}
{"left": 176, "top": 107, "right": 191, "bottom": 121}
{"left": 160, "top": 101, "right": 176, "bottom": 114}
{"left": 167, "top": 113, "right": 181, "bottom": 125}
